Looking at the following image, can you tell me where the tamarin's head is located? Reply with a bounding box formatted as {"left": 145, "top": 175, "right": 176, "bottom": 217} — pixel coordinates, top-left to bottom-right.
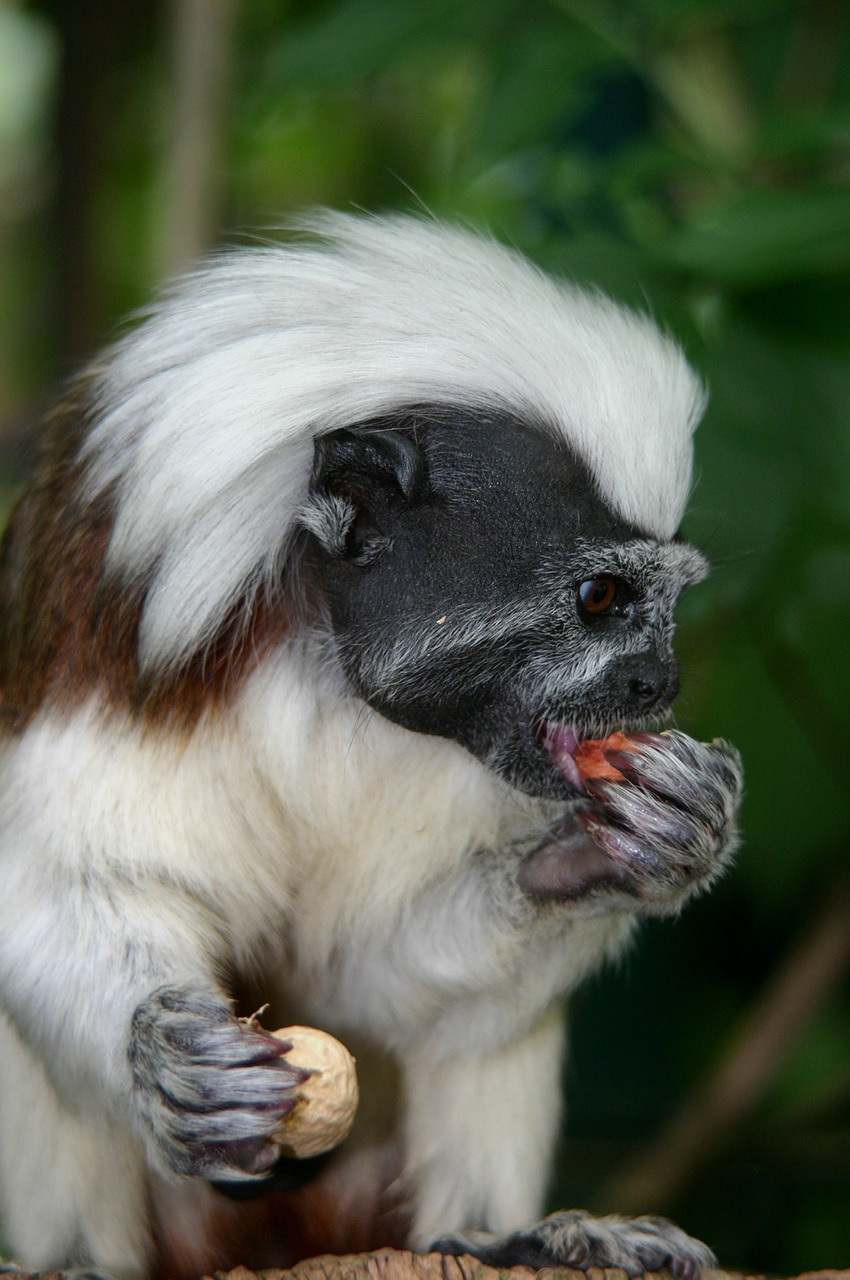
{"left": 6, "top": 213, "right": 708, "bottom": 795}
{"left": 302, "top": 403, "right": 707, "bottom": 798}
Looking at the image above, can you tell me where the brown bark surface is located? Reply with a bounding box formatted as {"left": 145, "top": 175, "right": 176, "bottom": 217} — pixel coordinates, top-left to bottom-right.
{"left": 10, "top": 1253, "right": 850, "bottom": 1280}
{"left": 202, "top": 1251, "right": 850, "bottom": 1280}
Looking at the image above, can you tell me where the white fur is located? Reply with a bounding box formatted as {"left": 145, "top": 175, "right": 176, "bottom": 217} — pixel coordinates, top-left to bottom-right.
{"left": 83, "top": 211, "right": 705, "bottom": 673}
{"left": 404, "top": 1006, "right": 566, "bottom": 1245}
{"left": 0, "top": 1017, "right": 151, "bottom": 1273}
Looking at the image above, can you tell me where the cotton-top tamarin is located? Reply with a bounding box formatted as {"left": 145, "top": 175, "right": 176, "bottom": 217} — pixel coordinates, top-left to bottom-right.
{"left": 0, "top": 212, "right": 742, "bottom": 1280}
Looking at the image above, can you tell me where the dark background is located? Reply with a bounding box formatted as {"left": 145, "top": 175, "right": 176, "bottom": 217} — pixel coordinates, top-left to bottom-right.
{"left": 0, "top": 0, "right": 848, "bottom": 1270}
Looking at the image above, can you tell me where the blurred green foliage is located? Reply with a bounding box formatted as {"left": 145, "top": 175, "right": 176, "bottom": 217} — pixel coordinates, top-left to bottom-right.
{"left": 0, "top": 0, "right": 849, "bottom": 1270}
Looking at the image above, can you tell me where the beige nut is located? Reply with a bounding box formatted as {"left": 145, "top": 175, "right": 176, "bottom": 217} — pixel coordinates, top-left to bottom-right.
{"left": 271, "top": 1025, "right": 359, "bottom": 1158}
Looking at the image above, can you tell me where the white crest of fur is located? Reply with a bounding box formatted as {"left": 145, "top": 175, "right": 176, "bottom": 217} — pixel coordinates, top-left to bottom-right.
{"left": 83, "top": 211, "right": 706, "bottom": 673}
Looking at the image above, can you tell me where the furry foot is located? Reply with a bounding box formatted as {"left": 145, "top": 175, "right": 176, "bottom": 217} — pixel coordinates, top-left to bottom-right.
{"left": 432, "top": 1209, "right": 716, "bottom": 1278}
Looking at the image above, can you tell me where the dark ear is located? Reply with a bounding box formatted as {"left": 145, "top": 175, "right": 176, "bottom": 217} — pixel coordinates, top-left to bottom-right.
{"left": 306, "top": 427, "right": 428, "bottom": 563}
{"left": 313, "top": 427, "right": 426, "bottom": 501}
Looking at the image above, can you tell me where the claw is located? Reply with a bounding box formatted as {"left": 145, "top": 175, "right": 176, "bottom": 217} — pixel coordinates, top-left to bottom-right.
{"left": 604, "top": 749, "right": 647, "bottom": 779}
{"left": 582, "top": 776, "right": 619, "bottom": 803}
{"left": 672, "top": 1255, "right": 701, "bottom": 1280}
{"left": 219, "top": 1136, "right": 283, "bottom": 1175}
{"left": 577, "top": 810, "right": 660, "bottom": 870}
{"left": 566, "top": 1241, "right": 591, "bottom": 1267}
{"left": 625, "top": 730, "right": 669, "bottom": 747}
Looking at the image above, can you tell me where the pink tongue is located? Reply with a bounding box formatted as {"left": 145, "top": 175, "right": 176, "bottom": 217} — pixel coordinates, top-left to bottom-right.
{"left": 541, "top": 723, "right": 582, "bottom": 789}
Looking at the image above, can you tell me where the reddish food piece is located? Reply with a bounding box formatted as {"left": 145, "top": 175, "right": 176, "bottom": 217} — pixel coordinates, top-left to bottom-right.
{"left": 574, "top": 731, "right": 638, "bottom": 782}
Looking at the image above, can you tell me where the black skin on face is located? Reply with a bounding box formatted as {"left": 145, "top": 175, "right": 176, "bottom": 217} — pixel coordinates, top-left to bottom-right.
{"left": 301, "top": 405, "right": 680, "bottom": 799}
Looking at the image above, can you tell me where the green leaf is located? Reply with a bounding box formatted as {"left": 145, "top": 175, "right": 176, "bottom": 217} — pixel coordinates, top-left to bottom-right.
{"left": 662, "top": 187, "right": 850, "bottom": 285}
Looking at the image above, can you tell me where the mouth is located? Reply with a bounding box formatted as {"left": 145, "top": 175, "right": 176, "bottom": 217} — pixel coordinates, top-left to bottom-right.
{"left": 539, "top": 718, "right": 641, "bottom": 793}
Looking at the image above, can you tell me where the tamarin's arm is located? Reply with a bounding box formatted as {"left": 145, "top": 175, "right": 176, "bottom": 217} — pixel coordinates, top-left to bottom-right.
{"left": 403, "top": 1007, "right": 565, "bottom": 1246}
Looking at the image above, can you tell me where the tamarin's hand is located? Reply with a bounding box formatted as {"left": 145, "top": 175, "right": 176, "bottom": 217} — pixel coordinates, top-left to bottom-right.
{"left": 519, "top": 731, "right": 742, "bottom": 911}
{"left": 577, "top": 730, "right": 743, "bottom": 910}
{"left": 129, "top": 986, "right": 306, "bottom": 1180}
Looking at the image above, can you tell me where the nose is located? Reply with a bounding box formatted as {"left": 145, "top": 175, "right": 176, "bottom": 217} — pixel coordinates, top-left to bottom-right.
{"left": 616, "top": 654, "right": 679, "bottom": 713}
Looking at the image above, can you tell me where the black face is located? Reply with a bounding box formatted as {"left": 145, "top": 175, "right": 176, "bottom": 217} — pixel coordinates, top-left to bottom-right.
{"left": 301, "top": 405, "right": 705, "bottom": 800}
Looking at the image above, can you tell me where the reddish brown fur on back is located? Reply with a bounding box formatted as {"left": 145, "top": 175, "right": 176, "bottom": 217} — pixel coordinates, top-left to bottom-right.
{"left": 0, "top": 379, "right": 290, "bottom": 733}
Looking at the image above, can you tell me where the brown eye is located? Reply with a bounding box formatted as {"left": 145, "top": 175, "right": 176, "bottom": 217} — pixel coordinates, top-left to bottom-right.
{"left": 578, "top": 576, "right": 618, "bottom": 615}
